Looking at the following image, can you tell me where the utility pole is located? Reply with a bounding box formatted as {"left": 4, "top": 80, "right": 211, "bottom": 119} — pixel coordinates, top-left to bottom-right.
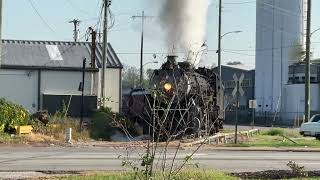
{"left": 217, "top": 0, "right": 222, "bottom": 78}
{"left": 305, "top": 0, "right": 312, "bottom": 122}
{"left": 80, "top": 58, "right": 86, "bottom": 132}
{"left": 69, "top": 19, "right": 81, "bottom": 42}
{"left": 0, "top": 0, "right": 3, "bottom": 67}
{"left": 132, "top": 11, "right": 153, "bottom": 88}
{"left": 88, "top": 27, "right": 97, "bottom": 68}
{"left": 101, "top": 0, "right": 111, "bottom": 107}
{"left": 235, "top": 80, "right": 239, "bottom": 144}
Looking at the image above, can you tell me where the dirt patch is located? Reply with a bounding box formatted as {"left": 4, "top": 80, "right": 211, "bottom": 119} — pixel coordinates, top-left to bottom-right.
{"left": 232, "top": 170, "right": 320, "bottom": 179}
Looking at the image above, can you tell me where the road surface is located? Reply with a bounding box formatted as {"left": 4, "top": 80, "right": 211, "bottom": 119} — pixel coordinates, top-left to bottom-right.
{"left": 0, "top": 146, "right": 319, "bottom": 173}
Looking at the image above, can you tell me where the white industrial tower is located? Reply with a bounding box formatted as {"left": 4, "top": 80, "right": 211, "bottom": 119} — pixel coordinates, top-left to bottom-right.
{"left": 255, "top": 0, "right": 306, "bottom": 120}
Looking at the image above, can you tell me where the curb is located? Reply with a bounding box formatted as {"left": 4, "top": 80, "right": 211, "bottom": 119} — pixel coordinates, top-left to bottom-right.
{"left": 198, "top": 147, "right": 320, "bottom": 152}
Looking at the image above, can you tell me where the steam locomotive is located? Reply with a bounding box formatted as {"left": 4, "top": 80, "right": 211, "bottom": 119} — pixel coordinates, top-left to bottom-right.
{"left": 124, "top": 55, "right": 224, "bottom": 139}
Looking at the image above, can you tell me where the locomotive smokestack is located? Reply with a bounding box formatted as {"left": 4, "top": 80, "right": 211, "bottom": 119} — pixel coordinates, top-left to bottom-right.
{"left": 167, "top": 55, "right": 178, "bottom": 64}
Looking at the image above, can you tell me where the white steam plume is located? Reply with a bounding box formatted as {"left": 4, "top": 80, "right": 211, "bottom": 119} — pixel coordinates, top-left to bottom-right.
{"left": 158, "top": 0, "right": 209, "bottom": 66}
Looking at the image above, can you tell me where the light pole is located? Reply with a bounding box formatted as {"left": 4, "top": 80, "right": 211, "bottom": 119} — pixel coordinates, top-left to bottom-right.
{"left": 141, "top": 61, "right": 158, "bottom": 88}
{"left": 217, "top": 30, "right": 242, "bottom": 78}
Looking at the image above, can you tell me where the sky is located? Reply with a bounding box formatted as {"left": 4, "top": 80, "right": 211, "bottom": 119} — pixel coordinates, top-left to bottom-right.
{"left": 2, "top": 0, "right": 320, "bottom": 68}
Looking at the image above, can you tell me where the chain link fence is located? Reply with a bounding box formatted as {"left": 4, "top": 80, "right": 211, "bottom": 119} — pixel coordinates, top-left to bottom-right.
{"left": 224, "top": 110, "right": 320, "bottom": 127}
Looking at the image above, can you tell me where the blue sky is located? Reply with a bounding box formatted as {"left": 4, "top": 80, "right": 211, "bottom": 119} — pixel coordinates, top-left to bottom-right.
{"left": 3, "top": 0, "right": 320, "bottom": 68}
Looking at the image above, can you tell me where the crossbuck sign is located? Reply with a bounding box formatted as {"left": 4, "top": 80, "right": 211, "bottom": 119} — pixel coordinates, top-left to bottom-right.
{"left": 232, "top": 73, "right": 245, "bottom": 97}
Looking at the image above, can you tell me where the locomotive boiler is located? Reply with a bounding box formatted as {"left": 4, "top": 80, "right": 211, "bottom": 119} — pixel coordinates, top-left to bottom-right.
{"left": 124, "top": 55, "right": 224, "bottom": 139}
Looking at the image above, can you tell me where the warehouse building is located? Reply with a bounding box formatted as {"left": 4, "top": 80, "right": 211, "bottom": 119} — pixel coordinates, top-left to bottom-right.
{"left": 213, "top": 64, "right": 255, "bottom": 124}
{"left": 0, "top": 39, "right": 122, "bottom": 116}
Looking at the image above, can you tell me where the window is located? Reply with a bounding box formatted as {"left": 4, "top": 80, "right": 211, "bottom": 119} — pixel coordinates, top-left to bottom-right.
{"left": 241, "top": 80, "right": 251, "bottom": 87}
{"left": 311, "top": 115, "right": 320, "bottom": 122}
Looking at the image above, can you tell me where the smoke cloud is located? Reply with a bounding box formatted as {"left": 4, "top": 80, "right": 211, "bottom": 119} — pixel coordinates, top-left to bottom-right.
{"left": 158, "top": 0, "right": 209, "bottom": 66}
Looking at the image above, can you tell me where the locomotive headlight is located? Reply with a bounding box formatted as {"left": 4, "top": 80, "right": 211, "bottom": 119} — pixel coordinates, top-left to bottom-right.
{"left": 163, "top": 83, "right": 173, "bottom": 92}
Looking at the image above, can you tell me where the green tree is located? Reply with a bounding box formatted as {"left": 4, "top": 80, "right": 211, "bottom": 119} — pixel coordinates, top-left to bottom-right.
{"left": 122, "top": 65, "right": 140, "bottom": 89}
{"left": 122, "top": 65, "right": 155, "bottom": 90}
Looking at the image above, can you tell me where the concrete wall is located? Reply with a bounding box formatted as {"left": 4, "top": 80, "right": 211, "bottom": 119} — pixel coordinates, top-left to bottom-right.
{"left": 255, "top": 0, "right": 306, "bottom": 112}
{"left": 103, "top": 68, "right": 121, "bottom": 113}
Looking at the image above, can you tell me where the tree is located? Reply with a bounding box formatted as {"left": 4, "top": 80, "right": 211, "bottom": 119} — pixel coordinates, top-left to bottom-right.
{"left": 122, "top": 65, "right": 155, "bottom": 90}
{"left": 122, "top": 65, "right": 140, "bottom": 89}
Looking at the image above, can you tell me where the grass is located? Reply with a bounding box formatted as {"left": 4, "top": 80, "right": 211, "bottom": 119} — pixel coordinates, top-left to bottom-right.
{"left": 0, "top": 115, "right": 90, "bottom": 145}
{"left": 225, "top": 128, "right": 320, "bottom": 148}
{"left": 0, "top": 132, "right": 60, "bottom": 145}
{"left": 59, "top": 170, "right": 238, "bottom": 180}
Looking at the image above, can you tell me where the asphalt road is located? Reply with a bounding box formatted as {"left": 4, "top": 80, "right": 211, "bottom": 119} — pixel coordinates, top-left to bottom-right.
{"left": 0, "top": 147, "right": 319, "bottom": 173}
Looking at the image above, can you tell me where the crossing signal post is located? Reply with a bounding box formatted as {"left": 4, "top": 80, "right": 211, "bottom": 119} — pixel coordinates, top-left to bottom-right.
{"left": 232, "top": 73, "right": 244, "bottom": 144}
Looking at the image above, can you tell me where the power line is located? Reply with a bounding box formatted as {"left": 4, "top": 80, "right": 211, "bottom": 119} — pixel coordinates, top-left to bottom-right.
{"left": 222, "top": 50, "right": 255, "bottom": 57}
{"left": 65, "top": 0, "right": 92, "bottom": 16}
{"left": 27, "top": 0, "right": 56, "bottom": 34}
{"left": 224, "top": 1, "right": 256, "bottom": 5}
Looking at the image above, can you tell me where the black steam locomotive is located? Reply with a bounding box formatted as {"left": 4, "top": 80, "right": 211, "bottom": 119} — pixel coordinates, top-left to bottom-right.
{"left": 124, "top": 56, "right": 224, "bottom": 139}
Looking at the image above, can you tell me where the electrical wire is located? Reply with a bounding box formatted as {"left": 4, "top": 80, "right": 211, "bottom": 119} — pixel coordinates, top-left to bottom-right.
{"left": 65, "top": 0, "right": 92, "bottom": 16}
{"left": 27, "top": 0, "right": 56, "bottom": 34}
{"left": 224, "top": 1, "right": 256, "bottom": 5}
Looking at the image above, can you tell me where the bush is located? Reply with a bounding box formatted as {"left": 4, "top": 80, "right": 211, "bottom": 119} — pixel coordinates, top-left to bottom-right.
{"left": 90, "top": 111, "right": 115, "bottom": 140}
{"left": 0, "top": 98, "right": 29, "bottom": 132}
{"left": 90, "top": 107, "right": 138, "bottom": 140}
{"left": 263, "top": 128, "right": 285, "bottom": 136}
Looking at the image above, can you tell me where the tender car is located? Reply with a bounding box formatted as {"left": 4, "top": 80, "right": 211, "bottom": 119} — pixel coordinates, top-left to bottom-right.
{"left": 300, "top": 114, "right": 320, "bottom": 140}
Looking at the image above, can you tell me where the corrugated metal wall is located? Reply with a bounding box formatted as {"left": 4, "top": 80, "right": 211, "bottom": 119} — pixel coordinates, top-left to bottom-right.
{"left": 0, "top": 69, "right": 38, "bottom": 112}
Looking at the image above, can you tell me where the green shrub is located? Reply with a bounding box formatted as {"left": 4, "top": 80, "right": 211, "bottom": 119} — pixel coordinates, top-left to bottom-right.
{"left": 263, "top": 128, "right": 285, "bottom": 136}
{"left": 90, "top": 111, "right": 116, "bottom": 140}
{"left": 90, "top": 107, "right": 138, "bottom": 140}
{"left": 0, "top": 98, "right": 29, "bottom": 132}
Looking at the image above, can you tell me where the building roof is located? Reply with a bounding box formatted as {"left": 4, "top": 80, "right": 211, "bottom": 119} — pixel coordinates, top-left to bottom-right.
{"left": 0, "top": 39, "right": 123, "bottom": 71}
{"left": 222, "top": 64, "right": 255, "bottom": 71}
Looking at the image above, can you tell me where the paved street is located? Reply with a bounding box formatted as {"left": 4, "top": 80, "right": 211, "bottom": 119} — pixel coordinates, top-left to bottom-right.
{"left": 0, "top": 146, "right": 319, "bottom": 173}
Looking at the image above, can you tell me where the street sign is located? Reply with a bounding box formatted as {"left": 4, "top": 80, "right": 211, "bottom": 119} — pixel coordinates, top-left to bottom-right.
{"left": 249, "top": 100, "right": 257, "bottom": 109}
{"left": 232, "top": 73, "right": 245, "bottom": 97}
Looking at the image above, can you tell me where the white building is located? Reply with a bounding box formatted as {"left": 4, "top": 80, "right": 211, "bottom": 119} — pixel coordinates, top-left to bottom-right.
{"left": 0, "top": 40, "right": 123, "bottom": 115}
{"left": 255, "top": 0, "right": 308, "bottom": 123}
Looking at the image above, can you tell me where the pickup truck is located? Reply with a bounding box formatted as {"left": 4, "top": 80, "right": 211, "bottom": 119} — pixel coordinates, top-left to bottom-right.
{"left": 300, "top": 114, "right": 320, "bottom": 140}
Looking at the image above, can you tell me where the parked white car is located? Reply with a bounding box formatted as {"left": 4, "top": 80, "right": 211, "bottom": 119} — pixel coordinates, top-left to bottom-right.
{"left": 300, "top": 114, "right": 320, "bottom": 140}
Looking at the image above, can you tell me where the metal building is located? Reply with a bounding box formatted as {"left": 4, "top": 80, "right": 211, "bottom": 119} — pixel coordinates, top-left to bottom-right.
{"left": 255, "top": 0, "right": 306, "bottom": 121}
{"left": 0, "top": 40, "right": 123, "bottom": 115}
